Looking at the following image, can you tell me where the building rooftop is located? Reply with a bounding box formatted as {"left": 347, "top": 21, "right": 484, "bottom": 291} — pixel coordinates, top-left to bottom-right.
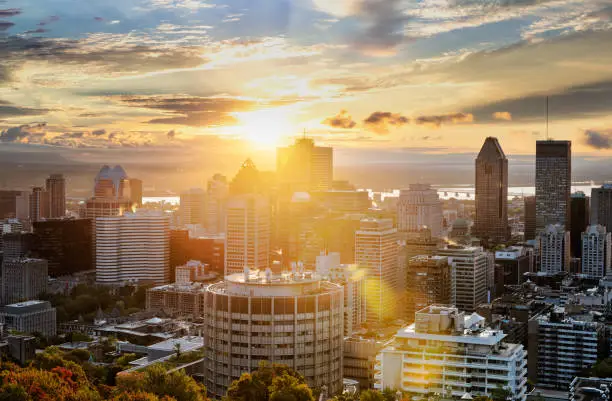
{"left": 226, "top": 269, "right": 322, "bottom": 285}
{"left": 147, "top": 336, "right": 204, "bottom": 353}
{"left": 2, "top": 300, "right": 53, "bottom": 314}
{"left": 149, "top": 282, "right": 211, "bottom": 293}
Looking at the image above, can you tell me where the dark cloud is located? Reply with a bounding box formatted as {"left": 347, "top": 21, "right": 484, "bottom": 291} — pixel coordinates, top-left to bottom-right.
{"left": 0, "top": 8, "right": 21, "bottom": 17}
{"left": 24, "top": 28, "right": 48, "bottom": 34}
{"left": 352, "top": 0, "right": 411, "bottom": 55}
{"left": 0, "top": 102, "right": 50, "bottom": 118}
{"left": 94, "top": 17, "right": 104, "bottom": 22}
{"left": 0, "top": 21, "right": 14, "bottom": 31}
{"left": 38, "top": 15, "right": 59, "bottom": 26}
{"left": 0, "top": 123, "right": 46, "bottom": 143}
{"left": 584, "top": 130, "right": 612, "bottom": 150}
{"left": 167, "top": 130, "right": 179, "bottom": 139}
{"left": 363, "top": 111, "right": 409, "bottom": 134}
{"left": 322, "top": 110, "right": 357, "bottom": 129}
{"left": 414, "top": 113, "right": 474, "bottom": 128}
{"left": 449, "top": 0, "right": 553, "bottom": 8}
{"left": 92, "top": 129, "right": 106, "bottom": 136}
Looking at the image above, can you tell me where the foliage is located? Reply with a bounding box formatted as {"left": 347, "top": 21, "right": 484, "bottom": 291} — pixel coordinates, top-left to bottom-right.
{"left": 588, "top": 358, "right": 612, "bottom": 378}
{"left": 115, "top": 364, "right": 207, "bottom": 401}
{"left": 116, "top": 353, "right": 141, "bottom": 368}
{"left": 490, "top": 385, "right": 513, "bottom": 401}
{"left": 473, "top": 396, "right": 493, "bottom": 401}
{"left": 360, "top": 390, "right": 385, "bottom": 401}
{"left": 269, "top": 374, "right": 314, "bottom": 401}
{"left": 225, "top": 362, "right": 308, "bottom": 401}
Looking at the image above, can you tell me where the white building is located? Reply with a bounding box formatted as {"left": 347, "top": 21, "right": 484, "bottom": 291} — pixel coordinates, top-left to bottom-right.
{"left": 375, "top": 305, "right": 527, "bottom": 401}
{"left": 225, "top": 194, "right": 270, "bottom": 276}
{"left": 355, "top": 218, "right": 399, "bottom": 323}
{"left": 436, "top": 246, "right": 487, "bottom": 313}
{"left": 397, "top": 184, "right": 443, "bottom": 238}
{"left": 582, "top": 225, "right": 611, "bottom": 279}
{"left": 175, "top": 260, "right": 216, "bottom": 283}
{"left": 538, "top": 224, "right": 570, "bottom": 274}
{"left": 201, "top": 268, "right": 344, "bottom": 398}
{"left": 96, "top": 211, "right": 170, "bottom": 285}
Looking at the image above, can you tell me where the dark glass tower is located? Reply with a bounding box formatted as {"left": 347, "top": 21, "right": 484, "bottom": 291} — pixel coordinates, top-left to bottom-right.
{"left": 535, "top": 140, "right": 571, "bottom": 232}
{"left": 570, "top": 192, "right": 589, "bottom": 258}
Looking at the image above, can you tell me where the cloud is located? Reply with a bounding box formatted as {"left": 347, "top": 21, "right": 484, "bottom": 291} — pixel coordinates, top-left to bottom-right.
{"left": 92, "top": 129, "right": 106, "bottom": 136}
{"left": 0, "top": 8, "right": 21, "bottom": 17}
{"left": 322, "top": 110, "right": 357, "bottom": 129}
{"left": 363, "top": 111, "right": 409, "bottom": 134}
{"left": 0, "top": 102, "right": 50, "bottom": 118}
{"left": 0, "top": 21, "right": 14, "bottom": 31}
{"left": 414, "top": 113, "right": 474, "bottom": 128}
{"left": 38, "top": 15, "right": 60, "bottom": 26}
{"left": 0, "top": 123, "right": 46, "bottom": 143}
{"left": 584, "top": 129, "right": 612, "bottom": 150}
{"left": 24, "top": 28, "right": 48, "bottom": 34}
{"left": 167, "top": 130, "right": 179, "bottom": 139}
{"left": 352, "top": 0, "right": 411, "bottom": 55}
{"left": 94, "top": 17, "right": 104, "bottom": 22}
{"left": 493, "top": 111, "right": 512, "bottom": 121}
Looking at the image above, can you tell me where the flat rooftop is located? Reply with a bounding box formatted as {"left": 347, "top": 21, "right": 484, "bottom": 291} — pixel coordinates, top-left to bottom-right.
{"left": 226, "top": 270, "right": 321, "bottom": 285}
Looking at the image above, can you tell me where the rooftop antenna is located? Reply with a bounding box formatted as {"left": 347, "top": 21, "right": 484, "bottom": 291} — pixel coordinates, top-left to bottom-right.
{"left": 546, "top": 96, "right": 549, "bottom": 140}
{"left": 303, "top": 128, "right": 307, "bottom": 139}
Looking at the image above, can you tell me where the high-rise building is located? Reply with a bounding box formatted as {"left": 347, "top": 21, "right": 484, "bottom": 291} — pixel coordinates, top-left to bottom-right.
{"left": 375, "top": 305, "right": 528, "bottom": 401}
{"left": 225, "top": 194, "right": 270, "bottom": 276}
{"left": 570, "top": 192, "right": 590, "bottom": 258}
{"left": 129, "top": 178, "right": 143, "bottom": 207}
{"left": 179, "top": 188, "right": 206, "bottom": 227}
{"left": 277, "top": 137, "right": 333, "bottom": 193}
{"left": 355, "top": 218, "right": 398, "bottom": 323}
{"left": 581, "top": 225, "right": 611, "bottom": 279}
{"left": 0, "top": 218, "right": 23, "bottom": 251}
{"left": 493, "top": 247, "right": 532, "bottom": 297}
{"left": 206, "top": 174, "right": 228, "bottom": 234}
{"left": 311, "top": 190, "right": 371, "bottom": 213}
{"left": 32, "top": 218, "right": 93, "bottom": 277}
{"left": 474, "top": 137, "right": 509, "bottom": 244}
{"left": 1, "top": 232, "right": 36, "bottom": 260}
{"left": 397, "top": 184, "right": 443, "bottom": 238}
{"left": 230, "top": 159, "right": 262, "bottom": 196}
{"left": 0, "top": 190, "right": 24, "bottom": 219}
{"left": 591, "top": 184, "right": 612, "bottom": 232}
{"left": 535, "top": 140, "right": 571, "bottom": 232}
{"left": 538, "top": 224, "right": 570, "bottom": 274}
{"left": 0, "top": 300, "right": 57, "bottom": 337}
{"left": 436, "top": 246, "right": 487, "bottom": 313}
{"left": 201, "top": 270, "right": 344, "bottom": 398}
{"left": 93, "top": 165, "right": 131, "bottom": 199}
{"left": 524, "top": 196, "right": 536, "bottom": 241}
{"left": 405, "top": 256, "right": 452, "bottom": 323}
{"left": 95, "top": 211, "right": 170, "bottom": 285}
{"left": 1, "top": 258, "right": 48, "bottom": 305}
{"left": 29, "top": 187, "right": 49, "bottom": 222}
{"left": 45, "top": 174, "right": 66, "bottom": 218}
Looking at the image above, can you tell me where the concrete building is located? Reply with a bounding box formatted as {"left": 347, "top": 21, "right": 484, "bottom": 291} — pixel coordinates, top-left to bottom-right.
{"left": 493, "top": 247, "right": 532, "bottom": 297}
{"left": 538, "top": 224, "right": 570, "bottom": 274}
{"left": 225, "top": 194, "right": 270, "bottom": 276}
{"left": 206, "top": 174, "right": 228, "bottom": 234}
{"left": 375, "top": 305, "right": 527, "bottom": 401}
{"left": 570, "top": 192, "right": 590, "bottom": 258}
{"left": 45, "top": 173, "right": 66, "bottom": 218}
{"left": 0, "top": 300, "right": 56, "bottom": 337}
{"left": 129, "top": 178, "right": 143, "bottom": 207}
{"left": 591, "top": 184, "right": 612, "bottom": 233}
{"left": 180, "top": 188, "right": 207, "bottom": 227}
{"left": 93, "top": 165, "right": 131, "bottom": 199}
{"left": 0, "top": 190, "right": 24, "bottom": 219}
{"left": 436, "top": 246, "right": 487, "bottom": 313}
{"left": 344, "top": 337, "right": 385, "bottom": 390}
{"left": 355, "top": 218, "right": 399, "bottom": 323}
{"left": 569, "top": 377, "right": 612, "bottom": 401}
{"left": 175, "top": 260, "right": 217, "bottom": 283}
{"left": 29, "top": 186, "right": 50, "bottom": 222}
{"left": 405, "top": 255, "right": 452, "bottom": 323}
{"left": 474, "top": 137, "right": 509, "bottom": 244}
{"left": 581, "top": 225, "right": 611, "bottom": 279}
{"left": 201, "top": 269, "right": 344, "bottom": 398}
{"left": 277, "top": 137, "right": 333, "bottom": 193}
{"left": 96, "top": 211, "right": 170, "bottom": 285}
{"left": 146, "top": 282, "right": 209, "bottom": 317}
{"left": 535, "top": 140, "right": 571, "bottom": 232}
{"left": 524, "top": 196, "right": 536, "bottom": 241}
{"left": 397, "top": 184, "right": 443, "bottom": 238}
{"left": 528, "top": 307, "right": 605, "bottom": 390}
{"left": 1, "top": 258, "right": 48, "bottom": 305}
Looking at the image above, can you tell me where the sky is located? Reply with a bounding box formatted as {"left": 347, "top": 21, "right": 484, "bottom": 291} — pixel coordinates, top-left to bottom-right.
{"left": 1, "top": 0, "right": 612, "bottom": 183}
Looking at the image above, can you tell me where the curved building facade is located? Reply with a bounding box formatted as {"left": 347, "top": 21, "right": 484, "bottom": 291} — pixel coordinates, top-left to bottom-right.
{"left": 202, "top": 270, "right": 344, "bottom": 398}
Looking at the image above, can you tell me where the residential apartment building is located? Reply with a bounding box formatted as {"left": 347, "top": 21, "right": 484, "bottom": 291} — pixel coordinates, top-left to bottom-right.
{"left": 581, "top": 225, "right": 611, "bottom": 279}
{"left": 538, "top": 224, "right": 570, "bottom": 274}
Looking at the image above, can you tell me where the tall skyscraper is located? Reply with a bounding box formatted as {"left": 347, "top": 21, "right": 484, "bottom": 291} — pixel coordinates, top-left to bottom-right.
{"left": 524, "top": 196, "right": 536, "bottom": 240}
{"left": 355, "top": 218, "right": 398, "bottom": 323}
{"left": 1, "top": 258, "right": 48, "bottom": 305}
{"left": 224, "top": 194, "right": 270, "bottom": 276}
{"left": 0, "top": 190, "right": 24, "bottom": 219}
{"left": 129, "top": 178, "right": 143, "bottom": 207}
{"left": 206, "top": 174, "right": 228, "bottom": 234}
{"left": 93, "top": 165, "right": 131, "bottom": 199}
{"left": 474, "top": 137, "right": 509, "bottom": 244}
{"left": 436, "top": 246, "right": 487, "bottom": 313}
{"left": 570, "top": 192, "right": 589, "bottom": 258}
{"left": 179, "top": 188, "right": 206, "bottom": 227}
{"left": 29, "top": 187, "right": 49, "bottom": 222}
{"left": 538, "top": 224, "right": 570, "bottom": 274}
{"left": 535, "top": 140, "right": 571, "bottom": 232}
{"left": 45, "top": 174, "right": 66, "bottom": 218}
{"left": 397, "top": 184, "right": 443, "bottom": 238}
{"left": 591, "top": 184, "right": 612, "bottom": 232}
{"left": 95, "top": 211, "right": 170, "bottom": 285}
{"left": 581, "top": 225, "right": 611, "bottom": 279}
{"left": 405, "top": 255, "right": 451, "bottom": 323}
{"left": 277, "top": 137, "right": 333, "bottom": 193}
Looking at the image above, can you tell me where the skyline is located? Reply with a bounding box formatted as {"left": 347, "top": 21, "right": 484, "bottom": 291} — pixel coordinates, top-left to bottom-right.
{"left": 1, "top": 0, "right": 612, "bottom": 178}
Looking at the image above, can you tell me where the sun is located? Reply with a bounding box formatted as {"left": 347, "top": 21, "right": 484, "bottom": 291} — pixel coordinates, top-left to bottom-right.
{"left": 233, "top": 109, "right": 294, "bottom": 148}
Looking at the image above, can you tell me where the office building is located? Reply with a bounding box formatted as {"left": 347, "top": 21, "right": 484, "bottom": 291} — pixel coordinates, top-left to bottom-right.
{"left": 493, "top": 247, "right": 531, "bottom": 297}
{"left": 321, "top": 214, "right": 363, "bottom": 264}
{"left": 29, "top": 187, "right": 49, "bottom": 222}
{"left": 0, "top": 300, "right": 56, "bottom": 337}
{"left": 0, "top": 190, "right": 24, "bottom": 219}
{"left": 225, "top": 194, "right": 270, "bottom": 276}
{"left": 375, "top": 305, "right": 527, "bottom": 401}
{"left": 581, "top": 225, "right": 611, "bottom": 279}
{"left": 206, "top": 174, "right": 228, "bottom": 234}
{"left": 229, "top": 158, "right": 263, "bottom": 196}
{"left": 535, "top": 140, "right": 571, "bottom": 232}
{"left": 311, "top": 190, "right": 371, "bottom": 213}
{"left": 0, "top": 218, "right": 23, "bottom": 251}
{"left": 32, "top": 218, "right": 93, "bottom": 277}
{"left": 175, "top": 260, "right": 217, "bottom": 283}
{"left": 15, "top": 191, "right": 30, "bottom": 222}
{"left": 474, "top": 137, "right": 509, "bottom": 244}
{"left": 355, "top": 218, "right": 399, "bottom": 323}
{"left": 528, "top": 307, "right": 604, "bottom": 390}
{"left": 201, "top": 269, "right": 344, "bottom": 398}
{"left": 146, "top": 282, "right": 209, "bottom": 317}
{"left": 45, "top": 173, "right": 66, "bottom": 218}
{"left": 436, "top": 246, "right": 487, "bottom": 313}
{"left": 570, "top": 192, "right": 590, "bottom": 258}
{"left": 1, "top": 232, "right": 36, "bottom": 260}
{"left": 129, "top": 178, "right": 143, "bottom": 206}
{"left": 277, "top": 137, "right": 333, "bottom": 193}
{"left": 96, "top": 211, "right": 170, "bottom": 285}
{"left": 405, "top": 256, "right": 452, "bottom": 323}
{"left": 538, "top": 224, "right": 570, "bottom": 274}
{"left": 94, "top": 165, "right": 131, "bottom": 199}
{"left": 591, "top": 185, "right": 612, "bottom": 232}
{"left": 524, "top": 196, "right": 536, "bottom": 241}
{"left": 397, "top": 184, "right": 443, "bottom": 238}
{"left": 180, "top": 188, "right": 207, "bottom": 227}
{"left": 1, "top": 258, "right": 48, "bottom": 305}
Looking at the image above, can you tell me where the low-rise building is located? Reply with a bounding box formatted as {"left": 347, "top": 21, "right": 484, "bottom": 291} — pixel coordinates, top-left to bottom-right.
{"left": 0, "top": 300, "right": 56, "bottom": 337}
{"left": 146, "top": 282, "right": 209, "bottom": 318}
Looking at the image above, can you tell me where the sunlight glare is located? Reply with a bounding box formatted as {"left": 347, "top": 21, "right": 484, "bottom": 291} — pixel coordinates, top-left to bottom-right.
{"left": 233, "top": 109, "right": 294, "bottom": 148}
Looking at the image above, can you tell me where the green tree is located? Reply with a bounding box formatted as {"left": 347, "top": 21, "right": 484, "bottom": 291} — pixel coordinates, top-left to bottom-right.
{"left": 490, "top": 385, "right": 513, "bottom": 401}
{"left": 116, "top": 364, "right": 207, "bottom": 401}
{"left": 226, "top": 372, "right": 268, "bottom": 401}
{"left": 360, "top": 390, "right": 385, "bottom": 401}
{"left": 269, "top": 373, "right": 314, "bottom": 401}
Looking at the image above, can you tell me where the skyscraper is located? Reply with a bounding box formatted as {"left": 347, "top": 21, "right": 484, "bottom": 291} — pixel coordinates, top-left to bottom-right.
{"left": 591, "top": 184, "right": 612, "bottom": 232}
{"left": 405, "top": 255, "right": 452, "bottom": 323}
{"left": 436, "top": 246, "right": 487, "bottom": 313}
{"left": 29, "top": 187, "right": 49, "bottom": 223}
{"left": 1, "top": 258, "right": 48, "bottom": 305}
{"left": 355, "top": 218, "right": 398, "bottom": 323}
{"left": 206, "top": 174, "right": 228, "bottom": 234}
{"left": 277, "top": 137, "right": 333, "bottom": 193}
{"left": 397, "top": 184, "right": 443, "bottom": 238}
{"left": 535, "top": 140, "right": 571, "bottom": 232}
{"left": 474, "top": 137, "right": 509, "bottom": 244}
{"left": 538, "top": 224, "right": 570, "bottom": 274}
{"left": 129, "top": 178, "right": 143, "bottom": 207}
{"left": 95, "top": 211, "right": 170, "bottom": 285}
{"left": 224, "top": 194, "right": 270, "bottom": 276}
{"left": 45, "top": 174, "right": 66, "bottom": 218}
{"left": 581, "top": 225, "right": 611, "bottom": 279}
{"left": 179, "top": 188, "right": 206, "bottom": 227}
{"left": 570, "top": 192, "right": 589, "bottom": 258}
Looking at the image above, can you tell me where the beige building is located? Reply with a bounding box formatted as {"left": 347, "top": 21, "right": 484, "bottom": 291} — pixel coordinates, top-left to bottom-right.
{"left": 277, "top": 137, "right": 333, "bottom": 192}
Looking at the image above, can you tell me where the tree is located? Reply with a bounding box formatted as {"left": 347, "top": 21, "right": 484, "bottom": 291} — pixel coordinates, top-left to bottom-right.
{"left": 116, "top": 364, "right": 207, "bottom": 401}
{"left": 473, "top": 396, "right": 493, "bottom": 401}
{"left": 226, "top": 372, "right": 267, "bottom": 401}
{"left": 360, "top": 390, "right": 385, "bottom": 401}
{"left": 490, "top": 385, "right": 513, "bottom": 401}
{"left": 269, "top": 373, "right": 314, "bottom": 401}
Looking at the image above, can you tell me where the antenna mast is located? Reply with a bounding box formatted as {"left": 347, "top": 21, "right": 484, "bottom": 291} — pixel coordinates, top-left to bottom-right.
{"left": 546, "top": 96, "right": 549, "bottom": 140}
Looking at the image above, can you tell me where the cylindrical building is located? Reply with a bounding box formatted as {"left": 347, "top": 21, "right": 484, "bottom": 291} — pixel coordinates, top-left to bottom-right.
{"left": 202, "top": 269, "right": 344, "bottom": 398}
